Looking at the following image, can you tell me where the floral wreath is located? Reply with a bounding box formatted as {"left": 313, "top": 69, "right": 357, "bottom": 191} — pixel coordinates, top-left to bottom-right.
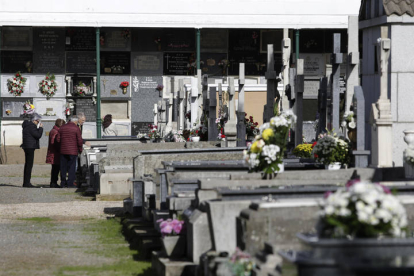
{"left": 7, "top": 71, "right": 27, "bottom": 97}
{"left": 39, "top": 73, "right": 58, "bottom": 99}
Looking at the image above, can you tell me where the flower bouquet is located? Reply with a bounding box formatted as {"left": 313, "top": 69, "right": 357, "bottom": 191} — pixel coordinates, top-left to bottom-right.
{"left": 23, "top": 101, "right": 35, "bottom": 116}
{"left": 293, "top": 143, "right": 314, "bottom": 158}
{"left": 318, "top": 179, "right": 407, "bottom": 238}
{"left": 5, "top": 109, "right": 12, "bottom": 116}
{"left": 312, "top": 132, "right": 351, "bottom": 167}
{"left": 245, "top": 114, "right": 259, "bottom": 138}
{"left": 243, "top": 109, "right": 296, "bottom": 176}
{"left": 7, "top": 71, "right": 27, "bottom": 96}
{"left": 39, "top": 73, "right": 58, "bottom": 99}
{"left": 157, "top": 218, "right": 186, "bottom": 258}
{"left": 148, "top": 124, "right": 162, "bottom": 141}
{"left": 227, "top": 247, "right": 255, "bottom": 276}
{"left": 74, "top": 81, "right": 91, "bottom": 97}
{"left": 120, "top": 81, "right": 129, "bottom": 94}
{"left": 156, "top": 84, "right": 164, "bottom": 92}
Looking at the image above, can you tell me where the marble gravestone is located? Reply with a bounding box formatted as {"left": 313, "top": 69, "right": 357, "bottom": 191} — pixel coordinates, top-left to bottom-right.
{"left": 75, "top": 98, "right": 97, "bottom": 122}
{"left": 112, "top": 122, "right": 131, "bottom": 136}
{"left": 82, "top": 122, "right": 97, "bottom": 139}
{"left": 1, "top": 26, "right": 33, "bottom": 51}
{"left": 100, "top": 27, "right": 131, "bottom": 51}
{"left": 33, "top": 98, "right": 66, "bottom": 120}
{"left": 131, "top": 76, "right": 162, "bottom": 125}
{"left": 131, "top": 52, "right": 163, "bottom": 76}
{"left": 2, "top": 98, "right": 32, "bottom": 119}
{"left": 33, "top": 27, "right": 66, "bottom": 74}
{"left": 100, "top": 76, "right": 131, "bottom": 98}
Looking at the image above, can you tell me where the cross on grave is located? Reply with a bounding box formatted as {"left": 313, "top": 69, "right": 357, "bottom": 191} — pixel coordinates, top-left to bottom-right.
{"left": 317, "top": 77, "right": 328, "bottom": 137}
{"left": 263, "top": 44, "right": 279, "bottom": 123}
{"left": 331, "top": 33, "right": 343, "bottom": 132}
{"left": 224, "top": 77, "right": 237, "bottom": 147}
{"left": 190, "top": 77, "right": 199, "bottom": 127}
{"left": 353, "top": 86, "right": 370, "bottom": 167}
{"left": 208, "top": 86, "right": 218, "bottom": 141}
{"left": 202, "top": 75, "right": 209, "bottom": 118}
{"left": 237, "top": 63, "right": 246, "bottom": 147}
{"left": 294, "top": 60, "right": 304, "bottom": 147}
{"left": 178, "top": 79, "right": 185, "bottom": 130}
{"left": 281, "top": 28, "right": 291, "bottom": 112}
{"left": 153, "top": 103, "right": 158, "bottom": 125}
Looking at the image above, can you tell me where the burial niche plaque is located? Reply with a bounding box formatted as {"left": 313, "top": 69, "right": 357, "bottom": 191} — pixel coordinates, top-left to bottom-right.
{"left": 131, "top": 76, "right": 162, "bottom": 122}
{"left": 132, "top": 122, "right": 152, "bottom": 136}
{"left": 33, "top": 27, "right": 65, "bottom": 73}
{"left": 201, "top": 29, "right": 228, "bottom": 53}
{"left": 131, "top": 52, "right": 163, "bottom": 75}
{"left": 1, "top": 51, "right": 33, "bottom": 73}
{"left": 75, "top": 98, "right": 97, "bottom": 122}
{"left": 163, "top": 53, "right": 192, "bottom": 75}
{"left": 131, "top": 28, "right": 163, "bottom": 52}
{"left": 2, "top": 27, "right": 33, "bottom": 51}
{"left": 100, "top": 28, "right": 131, "bottom": 51}
{"left": 100, "top": 52, "right": 130, "bottom": 74}
{"left": 66, "top": 52, "right": 96, "bottom": 74}
{"left": 2, "top": 99, "right": 32, "bottom": 119}
{"left": 164, "top": 29, "right": 195, "bottom": 52}
{"left": 65, "top": 27, "right": 96, "bottom": 51}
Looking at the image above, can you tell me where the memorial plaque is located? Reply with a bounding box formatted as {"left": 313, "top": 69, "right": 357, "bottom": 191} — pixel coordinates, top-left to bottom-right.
{"left": 100, "top": 52, "right": 130, "bottom": 74}
{"left": 299, "top": 54, "right": 325, "bottom": 76}
{"left": 2, "top": 98, "right": 33, "bottom": 119}
{"left": 131, "top": 76, "right": 162, "bottom": 122}
{"left": 100, "top": 27, "right": 131, "bottom": 51}
{"left": 100, "top": 76, "right": 131, "bottom": 98}
{"left": 66, "top": 52, "right": 96, "bottom": 74}
{"left": 131, "top": 52, "right": 163, "bottom": 75}
{"left": 33, "top": 98, "right": 65, "bottom": 120}
{"left": 228, "top": 53, "right": 267, "bottom": 76}
{"left": 304, "top": 79, "right": 320, "bottom": 99}
{"left": 201, "top": 29, "right": 228, "bottom": 53}
{"left": 33, "top": 52, "right": 65, "bottom": 74}
{"left": 200, "top": 53, "right": 228, "bottom": 76}
{"left": 229, "top": 29, "right": 260, "bottom": 52}
{"left": 131, "top": 28, "right": 163, "bottom": 52}
{"left": 102, "top": 101, "right": 129, "bottom": 119}
{"left": 1, "top": 51, "right": 33, "bottom": 73}
{"left": 33, "top": 27, "right": 65, "bottom": 73}
{"left": 112, "top": 122, "right": 131, "bottom": 136}
{"left": 2, "top": 27, "right": 33, "bottom": 51}
{"left": 163, "top": 53, "right": 192, "bottom": 75}
{"left": 164, "top": 29, "right": 195, "bottom": 52}
{"left": 132, "top": 122, "right": 152, "bottom": 136}
{"left": 65, "top": 27, "right": 96, "bottom": 51}
{"left": 75, "top": 98, "right": 97, "bottom": 122}
{"left": 82, "top": 122, "right": 97, "bottom": 138}
{"left": 260, "top": 30, "right": 283, "bottom": 53}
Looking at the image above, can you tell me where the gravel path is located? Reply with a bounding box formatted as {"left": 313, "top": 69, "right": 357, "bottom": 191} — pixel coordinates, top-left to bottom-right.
{"left": 0, "top": 166, "right": 138, "bottom": 276}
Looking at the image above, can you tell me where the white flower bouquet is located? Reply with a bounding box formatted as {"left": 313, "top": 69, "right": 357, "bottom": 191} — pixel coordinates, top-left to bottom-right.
{"left": 312, "top": 133, "right": 351, "bottom": 165}
{"left": 243, "top": 109, "right": 296, "bottom": 175}
{"left": 39, "top": 73, "right": 58, "bottom": 99}
{"left": 7, "top": 71, "right": 27, "bottom": 97}
{"left": 318, "top": 179, "right": 408, "bottom": 238}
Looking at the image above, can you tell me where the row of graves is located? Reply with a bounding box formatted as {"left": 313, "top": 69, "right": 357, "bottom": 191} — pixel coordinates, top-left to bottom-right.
{"left": 78, "top": 24, "right": 414, "bottom": 276}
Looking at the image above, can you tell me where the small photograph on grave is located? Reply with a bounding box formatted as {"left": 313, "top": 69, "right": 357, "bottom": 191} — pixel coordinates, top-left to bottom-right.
{"left": 229, "top": 29, "right": 260, "bottom": 53}
{"left": 1, "top": 27, "right": 33, "bottom": 51}
{"left": 100, "top": 52, "right": 130, "bottom": 75}
{"left": 163, "top": 28, "right": 195, "bottom": 52}
{"left": 163, "top": 52, "right": 192, "bottom": 76}
{"left": 72, "top": 77, "right": 94, "bottom": 97}
{"left": 260, "top": 30, "right": 283, "bottom": 53}
{"left": 1, "top": 51, "right": 33, "bottom": 73}
{"left": 100, "top": 28, "right": 131, "bottom": 51}
{"left": 2, "top": 98, "right": 33, "bottom": 119}
{"left": 65, "top": 27, "right": 96, "bottom": 51}
{"left": 200, "top": 53, "right": 228, "bottom": 76}
{"left": 131, "top": 28, "right": 164, "bottom": 52}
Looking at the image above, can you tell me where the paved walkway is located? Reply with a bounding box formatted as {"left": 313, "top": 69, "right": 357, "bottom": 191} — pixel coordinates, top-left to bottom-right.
{"left": 0, "top": 165, "right": 151, "bottom": 276}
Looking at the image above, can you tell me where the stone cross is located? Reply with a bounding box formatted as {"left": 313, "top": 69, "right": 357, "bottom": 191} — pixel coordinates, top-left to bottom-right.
{"left": 178, "top": 79, "right": 185, "bottom": 130}
{"left": 208, "top": 87, "right": 218, "bottom": 141}
{"left": 237, "top": 63, "right": 246, "bottom": 147}
{"left": 370, "top": 27, "right": 392, "bottom": 167}
{"left": 218, "top": 83, "right": 223, "bottom": 112}
{"left": 317, "top": 77, "right": 328, "bottom": 136}
{"left": 224, "top": 77, "right": 237, "bottom": 147}
{"left": 345, "top": 16, "right": 359, "bottom": 116}
{"left": 153, "top": 103, "right": 158, "bottom": 125}
{"left": 281, "top": 28, "right": 291, "bottom": 112}
{"left": 197, "top": 69, "right": 203, "bottom": 124}
{"left": 263, "top": 44, "right": 278, "bottom": 123}
{"left": 294, "top": 60, "right": 304, "bottom": 147}
{"left": 331, "top": 33, "right": 342, "bottom": 132}
{"left": 172, "top": 78, "right": 178, "bottom": 123}
{"left": 353, "top": 86, "right": 370, "bottom": 167}
{"left": 190, "top": 77, "right": 199, "bottom": 127}
{"left": 202, "top": 74, "right": 209, "bottom": 118}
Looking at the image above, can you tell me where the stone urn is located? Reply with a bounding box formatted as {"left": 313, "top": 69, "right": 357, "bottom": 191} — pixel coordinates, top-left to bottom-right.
{"left": 161, "top": 235, "right": 186, "bottom": 258}
{"left": 403, "top": 130, "right": 414, "bottom": 179}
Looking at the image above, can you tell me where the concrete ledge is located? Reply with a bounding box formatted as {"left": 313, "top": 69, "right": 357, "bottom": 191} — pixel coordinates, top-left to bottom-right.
{"left": 151, "top": 251, "right": 197, "bottom": 276}
{"left": 96, "top": 194, "right": 130, "bottom": 201}
{"left": 100, "top": 172, "right": 133, "bottom": 195}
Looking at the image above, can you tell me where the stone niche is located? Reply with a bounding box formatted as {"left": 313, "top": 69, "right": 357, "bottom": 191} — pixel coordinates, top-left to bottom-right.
{"left": 112, "top": 121, "right": 131, "bottom": 136}
{"left": 82, "top": 122, "right": 97, "bottom": 139}
{"left": 100, "top": 75, "right": 131, "bottom": 98}
{"left": 33, "top": 98, "right": 66, "bottom": 121}
{"left": 1, "top": 74, "right": 66, "bottom": 98}
{"left": 101, "top": 101, "right": 129, "bottom": 119}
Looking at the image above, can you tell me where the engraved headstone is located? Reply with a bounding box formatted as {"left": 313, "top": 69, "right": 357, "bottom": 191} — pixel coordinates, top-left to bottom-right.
{"left": 200, "top": 53, "right": 228, "bottom": 76}
{"left": 33, "top": 98, "right": 65, "bottom": 120}
{"left": 201, "top": 29, "right": 228, "bottom": 53}
{"left": 100, "top": 52, "right": 130, "bottom": 74}
{"left": 164, "top": 29, "right": 195, "bottom": 52}
{"left": 131, "top": 52, "right": 163, "bottom": 75}
{"left": 75, "top": 98, "right": 97, "bottom": 122}
{"left": 2, "top": 99, "right": 32, "bottom": 119}
{"left": 131, "top": 122, "right": 152, "bottom": 136}
{"left": 163, "top": 53, "right": 192, "bottom": 75}
{"left": 65, "top": 27, "right": 96, "bottom": 51}
{"left": 33, "top": 27, "right": 65, "bottom": 73}
{"left": 66, "top": 52, "right": 96, "bottom": 74}
{"left": 100, "top": 76, "right": 131, "bottom": 98}
{"left": 131, "top": 28, "right": 163, "bottom": 52}
{"left": 1, "top": 51, "right": 33, "bottom": 73}
{"left": 131, "top": 76, "right": 162, "bottom": 123}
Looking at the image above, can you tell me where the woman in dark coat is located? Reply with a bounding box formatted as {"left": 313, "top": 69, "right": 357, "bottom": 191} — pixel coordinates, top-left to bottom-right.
{"left": 46, "top": 119, "right": 65, "bottom": 188}
{"left": 21, "top": 113, "right": 43, "bottom": 188}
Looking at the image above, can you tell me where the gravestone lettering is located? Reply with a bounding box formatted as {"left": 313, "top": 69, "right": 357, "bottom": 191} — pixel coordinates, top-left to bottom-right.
{"left": 201, "top": 29, "right": 228, "bottom": 53}
{"left": 131, "top": 76, "right": 162, "bottom": 122}
{"left": 1, "top": 51, "right": 33, "bottom": 73}
{"left": 75, "top": 98, "right": 97, "bottom": 122}
{"left": 164, "top": 29, "right": 195, "bottom": 52}
{"left": 163, "top": 53, "right": 192, "bottom": 75}
{"left": 66, "top": 52, "right": 96, "bottom": 74}
{"left": 33, "top": 52, "right": 65, "bottom": 74}
{"left": 33, "top": 27, "right": 65, "bottom": 73}
{"left": 100, "top": 28, "right": 131, "bottom": 51}
{"left": 100, "top": 52, "right": 130, "bottom": 74}
{"left": 2, "top": 27, "right": 32, "bottom": 51}
{"left": 131, "top": 122, "right": 152, "bottom": 136}
{"left": 65, "top": 27, "right": 96, "bottom": 51}
{"left": 131, "top": 52, "right": 163, "bottom": 75}
{"left": 2, "top": 99, "right": 30, "bottom": 118}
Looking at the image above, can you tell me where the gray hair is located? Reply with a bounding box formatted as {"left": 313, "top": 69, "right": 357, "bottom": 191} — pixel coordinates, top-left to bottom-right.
{"left": 70, "top": 116, "right": 79, "bottom": 123}
{"left": 77, "top": 112, "right": 85, "bottom": 119}
{"left": 31, "top": 113, "right": 42, "bottom": 122}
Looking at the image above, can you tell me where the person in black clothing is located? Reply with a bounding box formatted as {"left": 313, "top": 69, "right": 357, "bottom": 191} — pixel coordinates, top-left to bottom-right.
{"left": 21, "top": 113, "right": 43, "bottom": 188}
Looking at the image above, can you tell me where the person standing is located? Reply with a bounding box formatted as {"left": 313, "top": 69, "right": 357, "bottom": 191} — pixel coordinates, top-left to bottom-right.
{"left": 21, "top": 113, "right": 43, "bottom": 188}
{"left": 46, "top": 119, "right": 65, "bottom": 188}
{"left": 58, "top": 116, "right": 83, "bottom": 188}
{"left": 102, "top": 114, "right": 118, "bottom": 136}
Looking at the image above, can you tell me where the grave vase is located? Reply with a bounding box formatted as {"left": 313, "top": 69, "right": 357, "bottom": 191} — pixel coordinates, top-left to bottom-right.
{"left": 122, "top": 87, "right": 127, "bottom": 94}
{"left": 191, "top": 136, "right": 200, "bottom": 142}
{"left": 347, "top": 128, "right": 356, "bottom": 144}
{"left": 325, "top": 162, "right": 341, "bottom": 170}
{"left": 161, "top": 235, "right": 186, "bottom": 258}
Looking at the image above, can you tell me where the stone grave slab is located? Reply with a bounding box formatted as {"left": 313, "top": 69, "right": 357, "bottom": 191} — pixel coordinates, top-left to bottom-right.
{"left": 1, "top": 26, "right": 33, "bottom": 51}
{"left": 201, "top": 29, "right": 228, "bottom": 53}
{"left": 2, "top": 98, "right": 32, "bottom": 119}
{"left": 131, "top": 52, "right": 163, "bottom": 76}
{"left": 163, "top": 53, "right": 192, "bottom": 75}
{"left": 82, "top": 122, "right": 97, "bottom": 139}
{"left": 33, "top": 27, "right": 65, "bottom": 74}
{"left": 1, "top": 51, "right": 33, "bottom": 74}
{"left": 66, "top": 52, "right": 96, "bottom": 74}
{"left": 112, "top": 121, "right": 131, "bottom": 136}
{"left": 75, "top": 98, "right": 97, "bottom": 122}
{"left": 33, "top": 98, "right": 66, "bottom": 120}
{"left": 100, "top": 52, "right": 130, "bottom": 75}
{"left": 100, "top": 27, "right": 131, "bottom": 51}
{"left": 131, "top": 28, "right": 163, "bottom": 52}
{"left": 100, "top": 75, "right": 131, "bottom": 98}
{"left": 131, "top": 76, "right": 162, "bottom": 122}
{"left": 65, "top": 27, "right": 96, "bottom": 51}
{"left": 101, "top": 101, "right": 129, "bottom": 120}
{"left": 39, "top": 121, "right": 55, "bottom": 148}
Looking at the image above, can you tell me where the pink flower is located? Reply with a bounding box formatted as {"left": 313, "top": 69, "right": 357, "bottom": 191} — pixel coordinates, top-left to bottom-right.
{"left": 324, "top": 191, "right": 332, "bottom": 199}
{"left": 161, "top": 224, "right": 173, "bottom": 235}
{"left": 346, "top": 179, "right": 360, "bottom": 188}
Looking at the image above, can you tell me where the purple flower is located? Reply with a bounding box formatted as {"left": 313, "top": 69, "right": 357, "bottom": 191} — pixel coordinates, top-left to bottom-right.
{"left": 161, "top": 224, "right": 173, "bottom": 235}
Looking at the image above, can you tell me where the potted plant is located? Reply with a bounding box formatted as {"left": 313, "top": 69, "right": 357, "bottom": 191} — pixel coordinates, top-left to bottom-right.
{"left": 243, "top": 109, "right": 296, "bottom": 178}
{"left": 148, "top": 124, "right": 162, "bottom": 142}
{"left": 7, "top": 71, "right": 27, "bottom": 97}
{"left": 157, "top": 218, "right": 186, "bottom": 258}
{"left": 312, "top": 132, "right": 351, "bottom": 170}
{"left": 293, "top": 143, "right": 314, "bottom": 159}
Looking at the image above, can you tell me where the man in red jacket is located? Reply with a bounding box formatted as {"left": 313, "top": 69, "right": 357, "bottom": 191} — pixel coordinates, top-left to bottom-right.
{"left": 57, "top": 116, "right": 83, "bottom": 188}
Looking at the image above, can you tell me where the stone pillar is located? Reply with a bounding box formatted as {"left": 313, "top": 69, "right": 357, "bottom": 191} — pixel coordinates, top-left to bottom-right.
{"left": 65, "top": 76, "right": 72, "bottom": 97}
{"left": 153, "top": 104, "right": 158, "bottom": 125}
{"left": 331, "top": 33, "right": 343, "bottom": 132}
{"left": 345, "top": 16, "right": 359, "bottom": 116}
{"left": 190, "top": 77, "right": 199, "bottom": 127}
{"left": 370, "top": 28, "right": 392, "bottom": 167}
{"left": 317, "top": 77, "right": 328, "bottom": 136}
{"left": 225, "top": 77, "right": 237, "bottom": 147}
{"left": 202, "top": 75, "right": 209, "bottom": 119}
{"left": 353, "top": 86, "right": 370, "bottom": 167}
{"left": 237, "top": 63, "right": 246, "bottom": 147}
{"left": 294, "top": 60, "right": 304, "bottom": 147}
{"left": 208, "top": 87, "right": 218, "bottom": 141}
{"left": 178, "top": 79, "right": 185, "bottom": 130}
{"left": 289, "top": 68, "right": 297, "bottom": 143}
{"left": 281, "top": 28, "right": 291, "bottom": 112}
{"left": 263, "top": 44, "right": 278, "bottom": 123}
{"left": 172, "top": 78, "right": 178, "bottom": 123}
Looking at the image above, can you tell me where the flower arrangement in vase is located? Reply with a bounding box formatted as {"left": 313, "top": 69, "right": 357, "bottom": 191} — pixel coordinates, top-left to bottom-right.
{"left": 23, "top": 101, "right": 35, "bottom": 116}
{"left": 148, "top": 124, "right": 162, "bottom": 141}
{"left": 293, "top": 143, "right": 314, "bottom": 158}
{"left": 216, "top": 108, "right": 227, "bottom": 141}
{"left": 74, "top": 81, "right": 91, "bottom": 97}
{"left": 157, "top": 218, "right": 186, "bottom": 258}
{"left": 39, "top": 73, "right": 58, "bottom": 99}
{"left": 7, "top": 71, "right": 27, "bottom": 96}
{"left": 312, "top": 132, "right": 351, "bottom": 169}
{"left": 227, "top": 247, "right": 255, "bottom": 276}
{"left": 318, "top": 179, "right": 407, "bottom": 238}
{"left": 243, "top": 109, "right": 296, "bottom": 176}
{"left": 156, "top": 84, "right": 164, "bottom": 92}
{"left": 245, "top": 113, "right": 259, "bottom": 139}
{"left": 120, "top": 81, "right": 129, "bottom": 94}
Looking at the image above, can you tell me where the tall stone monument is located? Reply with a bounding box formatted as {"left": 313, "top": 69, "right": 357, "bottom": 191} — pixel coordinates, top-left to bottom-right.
{"left": 263, "top": 44, "right": 278, "bottom": 123}
{"left": 345, "top": 16, "right": 359, "bottom": 117}
{"left": 331, "top": 33, "right": 342, "bottom": 132}
{"left": 237, "top": 64, "right": 246, "bottom": 147}
{"left": 294, "top": 60, "right": 304, "bottom": 147}
{"left": 281, "top": 28, "right": 291, "bottom": 112}
{"left": 224, "top": 77, "right": 237, "bottom": 147}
